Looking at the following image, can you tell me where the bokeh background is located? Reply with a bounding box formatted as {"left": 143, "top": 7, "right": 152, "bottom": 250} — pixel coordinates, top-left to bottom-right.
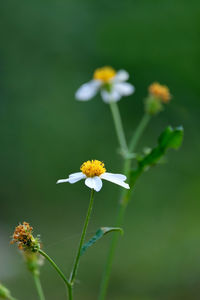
{"left": 1, "top": 0, "right": 200, "bottom": 299}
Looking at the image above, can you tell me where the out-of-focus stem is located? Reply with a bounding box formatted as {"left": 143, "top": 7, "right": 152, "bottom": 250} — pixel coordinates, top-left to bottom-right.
{"left": 33, "top": 272, "right": 45, "bottom": 300}
{"left": 129, "top": 113, "right": 151, "bottom": 153}
{"left": 123, "top": 113, "right": 151, "bottom": 181}
{"left": 109, "top": 102, "right": 128, "bottom": 156}
{"left": 98, "top": 112, "right": 151, "bottom": 300}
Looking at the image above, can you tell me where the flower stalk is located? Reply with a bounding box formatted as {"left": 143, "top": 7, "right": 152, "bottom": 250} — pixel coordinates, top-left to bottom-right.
{"left": 57, "top": 158, "right": 129, "bottom": 299}
{"left": 32, "top": 272, "right": 45, "bottom": 300}
{"left": 69, "top": 189, "right": 95, "bottom": 285}
{"left": 38, "top": 249, "right": 72, "bottom": 299}
{"left": 98, "top": 107, "right": 151, "bottom": 300}
{"left": 109, "top": 101, "right": 128, "bottom": 156}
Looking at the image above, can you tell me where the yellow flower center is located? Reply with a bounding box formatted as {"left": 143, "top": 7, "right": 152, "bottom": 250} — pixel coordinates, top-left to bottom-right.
{"left": 93, "top": 66, "right": 116, "bottom": 83}
{"left": 148, "top": 82, "right": 171, "bottom": 103}
{"left": 80, "top": 160, "right": 106, "bottom": 177}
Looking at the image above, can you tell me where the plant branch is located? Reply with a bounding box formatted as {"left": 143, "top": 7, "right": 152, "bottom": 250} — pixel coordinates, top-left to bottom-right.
{"left": 98, "top": 112, "right": 151, "bottom": 300}
{"left": 109, "top": 102, "right": 128, "bottom": 156}
{"left": 38, "top": 249, "right": 71, "bottom": 294}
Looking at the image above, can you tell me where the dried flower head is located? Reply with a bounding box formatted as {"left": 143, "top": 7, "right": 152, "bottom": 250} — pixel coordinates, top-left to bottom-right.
{"left": 148, "top": 82, "right": 171, "bottom": 103}
{"left": 11, "top": 222, "right": 40, "bottom": 252}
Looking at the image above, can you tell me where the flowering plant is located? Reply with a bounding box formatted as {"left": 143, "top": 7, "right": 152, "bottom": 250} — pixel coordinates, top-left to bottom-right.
{"left": 5, "top": 66, "right": 183, "bottom": 300}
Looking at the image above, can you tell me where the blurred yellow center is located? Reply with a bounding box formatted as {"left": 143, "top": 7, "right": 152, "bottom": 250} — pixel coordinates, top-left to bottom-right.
{"left": 80, "top": 160, "right": 106, "bottom": 177}
{"left": 93, "top": 66, "right": 116, "bottom": 82}
{"left": 148, "top": 82, "right": 171, "bottom": 103}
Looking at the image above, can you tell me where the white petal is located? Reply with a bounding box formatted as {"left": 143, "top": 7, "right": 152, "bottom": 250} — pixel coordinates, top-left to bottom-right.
{"left": 114, "top": 70, "right": 129, "bottom": 82}
{"left": 101, "top": 172, "right": 127, "bottom": 181}
{"left": 100, "top": 173, "right": 130, "bottom": 189}
{"left": 56, "top": 178, "right": 69, "bottom": 184}
{"left": 85, "top": 176, "right": 103, "bottom": 192}
{"left": 114, "top": 82, "right": 135, "bottom": 96}
{"left": 93, "top": 176, "right": 103, "bottom": 192}
{"left": 101, "top": 89, "right": 121, "bottom": 103}
{"left": 68, "top": 173, "right": 86, "bottom": 183}
{"left": 69, "top": 172, "right": 84, "bottom": 178}
{"left": 75, "top": 80, "right": 101, "bottom": 101}
{"left": 57, "top": 173, "right": 86, "bottom": 184}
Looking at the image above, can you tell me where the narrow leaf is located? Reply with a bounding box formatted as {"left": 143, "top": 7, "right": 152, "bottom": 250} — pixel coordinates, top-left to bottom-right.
{"left": 81, "top": 227, "right": 123, "bottom": 256}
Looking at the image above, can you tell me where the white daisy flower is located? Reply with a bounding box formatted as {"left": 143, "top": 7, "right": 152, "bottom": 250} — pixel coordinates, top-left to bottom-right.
{"left": 57, "top": 160, "right": 130, "bottom": 192}
{"left": 75, "top": 66, "right": 135, "bottom": 103}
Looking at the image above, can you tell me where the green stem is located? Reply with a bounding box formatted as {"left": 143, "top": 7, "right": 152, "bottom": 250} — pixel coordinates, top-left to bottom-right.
{"left": 33, "top": 272, "right": 45, "bottom": 300}
{"left": 69, "top": 189, "right": 95, "bottom": 284}
{"left": 38, "top": 249, "right": 71, "bottom": 293}
{"left": 68, "top": 285, "right": 73, "bottom": 300}
{"left": 109, "top": 102, "right": 128, "bottom": 155}
{"left": 98, "top": 113, "right": 151, "bottom": 300}
{"left": 124, "top": 113, "right": 151, "bottom": 180}
{"left": 129, "top": 113, "right": 151, "bottom": 153}
{"left": 98, "top": 205, "right": 126, "bottom": 300}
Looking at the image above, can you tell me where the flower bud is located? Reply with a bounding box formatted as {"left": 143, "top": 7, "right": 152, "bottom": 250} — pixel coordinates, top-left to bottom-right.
{"left": 145, "top": 95, "right": 163, "bottom": 115}
{"left": 145, "top": 82, "right": 171, "bottom": 115}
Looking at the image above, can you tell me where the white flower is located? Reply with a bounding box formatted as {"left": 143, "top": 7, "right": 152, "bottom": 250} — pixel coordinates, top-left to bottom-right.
{"left": 75, "top": 66, "right": 135, "bottom": 103}
{"left": 56, "top": 160, "right": 130, "bottom": 192}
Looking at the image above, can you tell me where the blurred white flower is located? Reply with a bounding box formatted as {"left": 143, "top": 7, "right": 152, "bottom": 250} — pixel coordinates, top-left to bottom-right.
{"left": 75, "top": 66, "right": 135, "bottom": 103}
{"left": 57, "top": 160, "right": 130, "bottom": 192}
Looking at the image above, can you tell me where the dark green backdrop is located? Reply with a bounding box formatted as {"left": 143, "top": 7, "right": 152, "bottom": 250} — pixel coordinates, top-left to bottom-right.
{"left": 1, "top": 0, "right": 200, "bottom": 299}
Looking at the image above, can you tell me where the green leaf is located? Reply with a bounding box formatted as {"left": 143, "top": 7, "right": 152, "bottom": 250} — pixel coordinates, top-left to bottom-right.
{"left": 130, "top": 125, "right": 184, "bottom": 188}
{"left": 158, "top": 126, "right": 184, "bottom": 149}
{"left": 81, "top": 227, "right": 123, "bottom": 256}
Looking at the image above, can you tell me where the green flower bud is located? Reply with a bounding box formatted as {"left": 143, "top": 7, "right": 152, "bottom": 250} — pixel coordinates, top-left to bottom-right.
{"left": 145, "top": 95, "right": 163, "bottom": 115}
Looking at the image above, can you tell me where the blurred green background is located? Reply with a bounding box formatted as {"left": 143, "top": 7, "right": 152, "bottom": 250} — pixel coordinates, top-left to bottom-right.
{"left": 1, "top": 0, "right": 200, "bottom": 299}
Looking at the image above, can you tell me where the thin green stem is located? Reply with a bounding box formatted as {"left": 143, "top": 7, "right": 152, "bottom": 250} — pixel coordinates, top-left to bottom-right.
{"left": 129, "top": 113, "right": 151, "bottom": 153}
{"left": 98, "top": 113, "right": 151, "bottom": 300}
{"left": 109, "top": 102, "right": 128, "bottom": 155}
{"left": 68, "top": 285, "right": 73, "bottom": 300}
{"left": 123, "top": 113, "right": 151, "bottom": 180}
{"left": 33, "top": 272, "right": 45, "bottom": 300}
{"left": 38, "top": 249, "right": 71, "bottom": 290}
{"left": 98, "top": 205, "right": 126, "bottom": 300}
{"left": 69, "top": 189, "right": 95, "bottom": 284}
